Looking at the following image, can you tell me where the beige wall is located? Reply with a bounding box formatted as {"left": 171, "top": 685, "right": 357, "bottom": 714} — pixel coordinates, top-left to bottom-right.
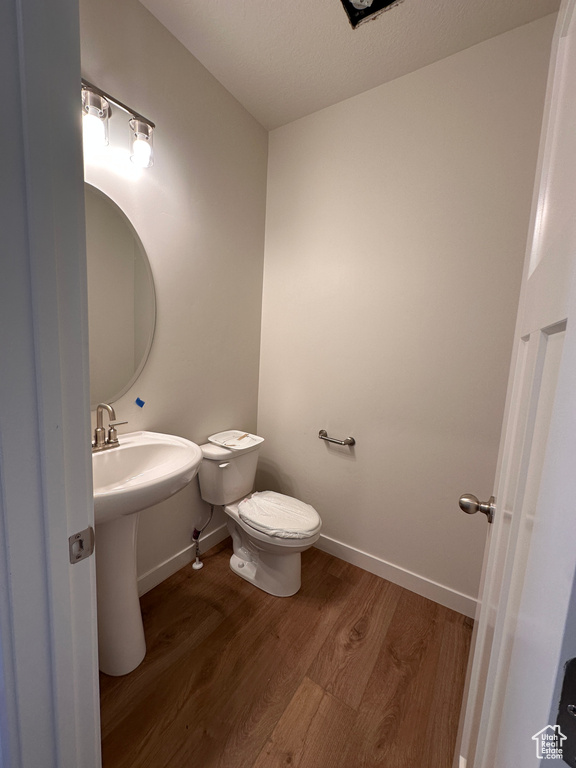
{"left": 80, "top": 2, "right": 554, "bottom": 611}
{"left": 258, "top": 16, "right": 555, "bottom": 615}
{"left": 80, "top": 0, "right": 268, "bottom": 589}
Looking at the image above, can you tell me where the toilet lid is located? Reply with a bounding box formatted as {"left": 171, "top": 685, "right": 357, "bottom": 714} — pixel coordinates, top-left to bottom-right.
{"left": 238, "top": 491, "right": 321, "bottom": 539}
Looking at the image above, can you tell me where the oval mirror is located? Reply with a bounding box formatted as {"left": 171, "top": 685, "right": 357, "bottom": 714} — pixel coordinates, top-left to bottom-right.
{"left": 85, "top": 184, "right": 156, "bottom": 408}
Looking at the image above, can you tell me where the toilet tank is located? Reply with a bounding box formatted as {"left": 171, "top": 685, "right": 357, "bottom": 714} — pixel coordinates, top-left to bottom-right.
{"left": 198, "top": 441, "right": 261, "bottom": 506}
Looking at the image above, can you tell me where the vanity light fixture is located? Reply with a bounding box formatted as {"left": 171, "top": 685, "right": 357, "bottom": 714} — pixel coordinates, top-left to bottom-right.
{"left": 81, "top": 79, "right": 155, "bottom": 167}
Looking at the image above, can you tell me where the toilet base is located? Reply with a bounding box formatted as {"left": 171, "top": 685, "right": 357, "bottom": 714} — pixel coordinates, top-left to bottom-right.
{"left": 229, "top": 550, "right": 301, "bottom": 597}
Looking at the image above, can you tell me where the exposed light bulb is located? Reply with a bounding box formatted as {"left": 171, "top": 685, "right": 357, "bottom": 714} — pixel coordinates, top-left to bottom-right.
{"left": 131, "top": 137, "right": 152, "bottom": 167}
{"left": 129, "top": 119, "right": 154, "bottom": 168}
{"left": 82, "top": 89, "right": 109, "bottom": 150}
{"left": 82, "top": 112, "right": 107, "bottom": 148}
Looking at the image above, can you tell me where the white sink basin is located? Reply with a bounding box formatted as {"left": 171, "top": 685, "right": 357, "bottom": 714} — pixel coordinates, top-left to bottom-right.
{"left": 93, "top": 430, "right": 203, "bottom": 523}
{"left": 92, "top": 430, "right": 203, "bottom": 676}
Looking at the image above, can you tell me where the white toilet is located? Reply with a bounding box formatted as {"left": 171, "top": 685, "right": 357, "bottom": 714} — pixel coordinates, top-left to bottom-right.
{"left": 198, "top": 431, "right": 321, "bottom": 597}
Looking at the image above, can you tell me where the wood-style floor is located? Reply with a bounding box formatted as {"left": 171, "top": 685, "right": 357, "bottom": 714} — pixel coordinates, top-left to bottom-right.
{"left": 100, "top": 540, "right": 472, "bottom": 768}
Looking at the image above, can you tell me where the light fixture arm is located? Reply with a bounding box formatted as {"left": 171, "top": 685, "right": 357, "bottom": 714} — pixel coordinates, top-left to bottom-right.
{"left": 81, "top": 78, "right": 155, "bottom": 129}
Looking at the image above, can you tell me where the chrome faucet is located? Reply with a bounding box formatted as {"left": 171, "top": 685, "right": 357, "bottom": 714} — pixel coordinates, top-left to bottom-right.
{"left": 92, "top": 403, "right": 128, "bottom": 452}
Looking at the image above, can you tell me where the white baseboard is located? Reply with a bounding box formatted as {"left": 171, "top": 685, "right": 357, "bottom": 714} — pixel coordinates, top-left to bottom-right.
{"left": 315, "top": 533, "right": 477, "bottom": 618}
{"left": 137, "top": 523, "right": 230, "bottom": 596}
{"left": 138, "top": 526, "right": 477, "bottom": 617}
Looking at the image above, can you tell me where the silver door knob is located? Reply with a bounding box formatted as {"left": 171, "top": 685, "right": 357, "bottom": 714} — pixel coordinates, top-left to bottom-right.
{"left": 459, "top": 493, "right": 495, "bottom": 524}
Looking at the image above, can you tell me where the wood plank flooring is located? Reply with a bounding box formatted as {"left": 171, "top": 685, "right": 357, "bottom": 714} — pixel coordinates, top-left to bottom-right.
{"left": 100, "top": 541, "right": 472, "bottom": 768}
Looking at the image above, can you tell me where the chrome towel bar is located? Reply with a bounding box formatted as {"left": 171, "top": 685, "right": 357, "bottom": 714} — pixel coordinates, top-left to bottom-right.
{"left": 318, "top": 429, "right": 355, "bottom": 447}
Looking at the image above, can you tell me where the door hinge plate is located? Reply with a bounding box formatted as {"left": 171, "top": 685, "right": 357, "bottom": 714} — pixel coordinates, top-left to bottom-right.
{"left": 69, "top": 526, "right": 94, "bottom": 564}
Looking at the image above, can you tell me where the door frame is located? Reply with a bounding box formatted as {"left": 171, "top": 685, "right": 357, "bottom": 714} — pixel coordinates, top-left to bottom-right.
{"left": 0, "top": 0, "right": 100, "bottom": 765}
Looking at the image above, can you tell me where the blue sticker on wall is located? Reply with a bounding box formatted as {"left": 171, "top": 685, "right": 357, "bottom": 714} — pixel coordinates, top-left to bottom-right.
{"left": 135, "top": 397, "right": 145, "bottom": 408}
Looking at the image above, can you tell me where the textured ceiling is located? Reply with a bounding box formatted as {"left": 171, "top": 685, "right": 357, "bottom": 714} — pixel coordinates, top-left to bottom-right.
{"left": 139, "top": 0, "right": 560, "bottom": 130}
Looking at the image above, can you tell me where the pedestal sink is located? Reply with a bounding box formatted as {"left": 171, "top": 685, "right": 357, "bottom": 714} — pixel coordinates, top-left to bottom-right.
{"left": 92, "top": 431, "right": 203, "bottom": 676}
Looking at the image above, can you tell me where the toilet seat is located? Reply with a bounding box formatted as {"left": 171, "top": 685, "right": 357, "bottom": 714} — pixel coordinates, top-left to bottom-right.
{"left": 238, "top": 491, "right": 321, "bottom": 539}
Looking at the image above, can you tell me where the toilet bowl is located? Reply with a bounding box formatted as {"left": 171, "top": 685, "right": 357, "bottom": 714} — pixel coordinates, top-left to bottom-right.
{"left": 225, "top": 492, "right": 321, "bottom": 596}
{"left": 198, "top": 432, "right": 321, "bottom": 597}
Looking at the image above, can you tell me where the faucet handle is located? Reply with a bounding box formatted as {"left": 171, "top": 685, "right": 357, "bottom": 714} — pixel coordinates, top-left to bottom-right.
{"left": 107, "top": 421, "right": 128, "bottom": 445}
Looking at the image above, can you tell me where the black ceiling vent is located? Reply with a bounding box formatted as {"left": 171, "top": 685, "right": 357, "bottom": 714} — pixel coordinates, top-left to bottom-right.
{"left": 340, "top": 0, "right": 403, "bottom": 29}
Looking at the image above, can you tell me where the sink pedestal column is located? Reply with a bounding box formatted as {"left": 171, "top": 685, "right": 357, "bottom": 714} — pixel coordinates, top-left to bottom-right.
{"left": 96, "top": 514, "right": 146, "bottom": 676}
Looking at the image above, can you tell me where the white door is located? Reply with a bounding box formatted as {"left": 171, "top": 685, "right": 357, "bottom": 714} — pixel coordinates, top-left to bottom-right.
{"left": 457, "top": 1, "right": 576, "bottom": 765}
{"left": 0, "top": 0, "right": 100, "bottom": 765}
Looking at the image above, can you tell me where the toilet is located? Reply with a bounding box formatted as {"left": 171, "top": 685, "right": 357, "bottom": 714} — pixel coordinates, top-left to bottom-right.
{"left": 198, "top": 431, "right": 321, "bottom": 597}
